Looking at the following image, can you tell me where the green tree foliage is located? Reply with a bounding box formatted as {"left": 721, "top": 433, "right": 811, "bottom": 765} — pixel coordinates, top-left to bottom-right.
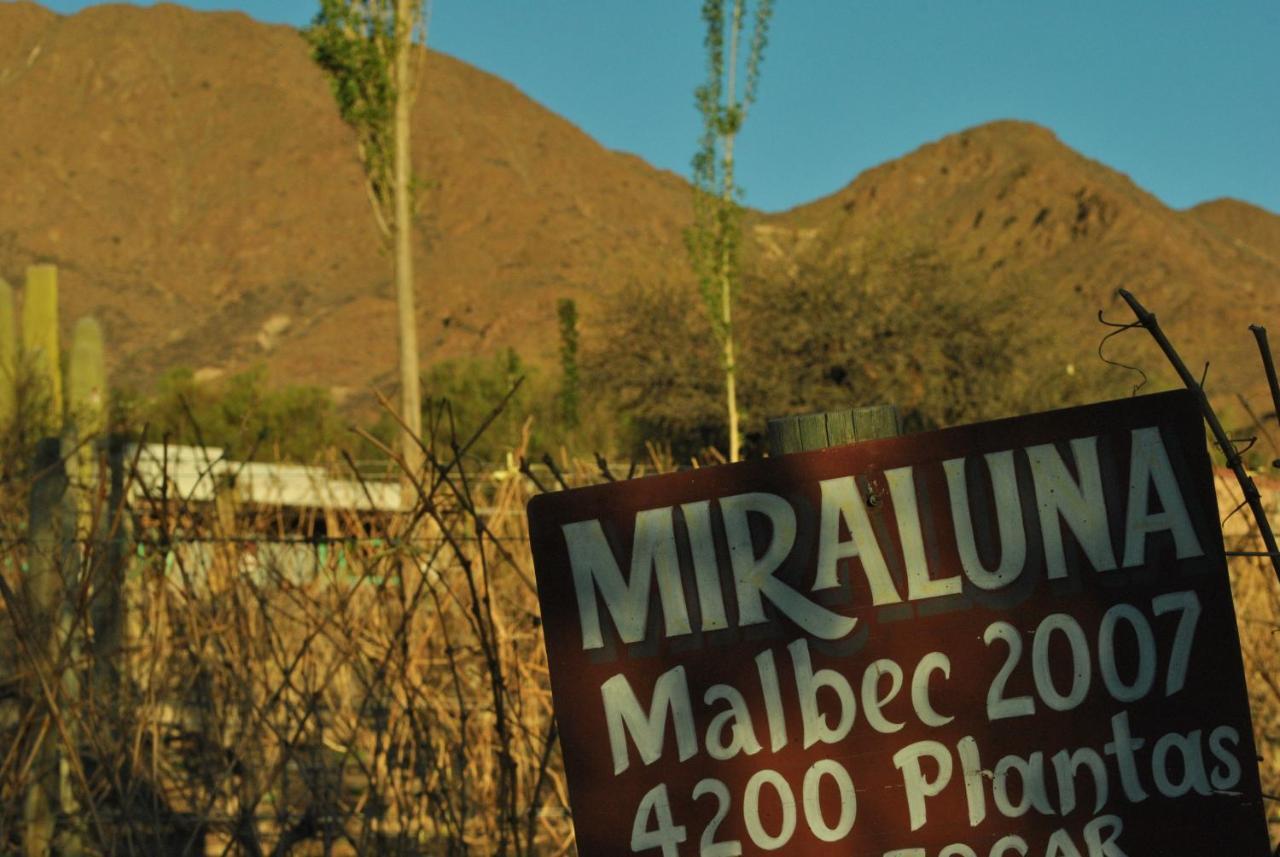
{"left": 420, "top": 347, "right": 624, "bottom": 465}
{"left": 118, "top": 366, "right": 340, "bottom": 462}
{"left": 421, "top": 349, "right": 533, "bottom": 463}
{"left": 420, "top": 348, "right": 608, "bottom": 464}
{"left": 306, "top": 0, "right": 401, "bottom": 240}
{"left": 307, "top": 0, "right": 430, "bottom": 476}
{"left": 106, "top": 351, "right": 615, "bottom": 468}
{"left": 587, "top": 239, "right": 1114, "bottom": 458}
{"left": 687, "top": 0, "right": 774, "bottom": 462}
{"left": 556, "top": 298, "right": 580, "bottom": 429}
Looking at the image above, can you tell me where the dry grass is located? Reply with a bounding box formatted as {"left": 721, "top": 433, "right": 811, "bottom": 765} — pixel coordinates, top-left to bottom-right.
{"left": 0, "top": 413, "right": 578, "bottom": 856}
{"left": 1221, "top": 472, "right": 1280, "bottom": 845}
{"left": 2, "top": 412, "right": 1279, "bottom": 855}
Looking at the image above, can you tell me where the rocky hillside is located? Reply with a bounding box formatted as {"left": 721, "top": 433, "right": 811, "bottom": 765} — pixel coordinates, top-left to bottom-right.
{"left": 0, "top": 1, "right": 692, "bottom": 397}
{"left": 760, "top": 121, "right": 1280, "bottom": 412}
{"left": 1, "top": 3, "right": 1277, "bottom": 421}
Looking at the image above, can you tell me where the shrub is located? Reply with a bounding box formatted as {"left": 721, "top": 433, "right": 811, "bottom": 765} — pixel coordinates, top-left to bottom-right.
{"left": 117, "top": 366, "right": 340, "bottom": 462}
{"left": 586, "top": 239, "right": 1119, "bottom": 457}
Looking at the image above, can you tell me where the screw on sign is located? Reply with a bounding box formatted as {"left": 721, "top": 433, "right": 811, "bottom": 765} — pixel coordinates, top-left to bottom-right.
{"left": 526, "top": 391, "right": 1270, "bottom": 856}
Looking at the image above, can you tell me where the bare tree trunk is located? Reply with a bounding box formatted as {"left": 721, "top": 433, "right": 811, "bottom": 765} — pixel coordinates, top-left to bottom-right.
{"left": 394, "top": 0, "right": 423, "bottom": 481}
{"left": 720, "top": 130, "right": 738, "bottom": 463}
{"left": 720, "top": 1, "right": 743, "bottom": 463}
{"left": 89, "top": 436, "right": 126, "bottom": 699}
{"left": 722, "top": 280, "right": 738, "bottom": 463}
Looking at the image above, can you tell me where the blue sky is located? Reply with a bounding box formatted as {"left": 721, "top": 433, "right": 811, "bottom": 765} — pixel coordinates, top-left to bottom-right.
{"left": 38, "top": 0, "right": 1280, "bottom": 214}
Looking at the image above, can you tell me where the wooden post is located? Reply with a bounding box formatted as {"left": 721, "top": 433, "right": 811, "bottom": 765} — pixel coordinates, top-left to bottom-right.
{"left": 766, "top": 404, "right": 902, "bottom": 456}
{"left": 22, "top": 437, "right": 77, "bottom": 856}
{"left": 210, "top": 469, "right": 243, "bottom": 596}
{"left": 90, "top": 435, "right": 128, "bottom": 699}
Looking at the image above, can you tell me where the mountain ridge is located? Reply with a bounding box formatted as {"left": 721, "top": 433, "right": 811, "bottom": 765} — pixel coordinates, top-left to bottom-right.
{"left": 1, "top": 2, "right": 1276, "bottom": 419}
{"left": 760, "top": 120, "right": 1280, "bottom": 409}
{"left": 0, "top": 0, "right": 694, "bottom": 395}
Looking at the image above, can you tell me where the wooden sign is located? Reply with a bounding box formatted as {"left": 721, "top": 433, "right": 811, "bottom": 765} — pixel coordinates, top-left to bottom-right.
{"left": 527, "top": 391, "right": 1269, "bottom": 856}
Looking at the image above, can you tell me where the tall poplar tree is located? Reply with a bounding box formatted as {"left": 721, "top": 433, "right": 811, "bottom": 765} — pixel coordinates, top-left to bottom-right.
{"left": 308, "top": 0, "right": 430, "bottom": 476}
{"left": 687, "top": 0, "right": 773, "bottom": 462}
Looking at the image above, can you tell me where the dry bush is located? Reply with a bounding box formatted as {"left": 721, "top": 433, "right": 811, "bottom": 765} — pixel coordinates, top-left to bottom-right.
{"left": 0, "top": 407, "right": 574, "bottom": 855}
{"left": 6, "top": 385, "right": 1276, "bottom": 856}
{"left": 586, "top": 241, "right": 1117, "bottom": 459}
{"left": 1219, "top": 471, "right": 1280, "bottom": 845}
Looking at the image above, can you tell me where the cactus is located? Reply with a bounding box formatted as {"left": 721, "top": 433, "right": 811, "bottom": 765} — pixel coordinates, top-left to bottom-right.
{"left": 22, "top": 264, "right": 62, "bottom": 428}
{"left": 0, "top": 277, "right": 14, "bottom": 426}
{"left": 12, "top": 266, "right": 110, "bottom": 857}
{"left": 68, "top": 317, "right": 106, "bottom": 440}
{"left": 69, "top": 317, "right": 107, "bottom": 539}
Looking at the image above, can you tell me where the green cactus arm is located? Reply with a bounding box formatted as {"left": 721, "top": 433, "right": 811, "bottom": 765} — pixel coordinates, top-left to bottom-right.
{"left": 22, "top": 263, "right": 62, "bottom": 425}
{"left": 0, "top": 277, "right": 14, "bottom": 425}
{"left": 69, "top": 316, "right": 107, "bottom": 439}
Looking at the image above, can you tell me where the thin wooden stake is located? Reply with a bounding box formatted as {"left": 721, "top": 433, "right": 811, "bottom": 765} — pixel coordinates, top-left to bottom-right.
{"left": 1249, "top": 325, "right": 1280, "bottom": 469}
{"left": 1118, "top": 289, "right": 1280, "bottom": 582}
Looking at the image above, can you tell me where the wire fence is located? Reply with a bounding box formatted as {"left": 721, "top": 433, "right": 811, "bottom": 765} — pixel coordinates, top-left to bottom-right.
{"left": 0, "top": 427, "right": 582, "bottom": 856}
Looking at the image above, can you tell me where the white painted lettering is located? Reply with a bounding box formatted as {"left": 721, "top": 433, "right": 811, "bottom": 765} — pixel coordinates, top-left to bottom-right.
{"left": 893, "top": 739, "right": 954, "bottom": 831}
{"left": 1028, "top": 437, "right": 1118, "bottom": 579}
{"left": 703, "top": 683, "right": 762, "bottom": 761}
{"left": 1083, "top": 815, "right": 1128, "bottom": 856}
{"left": 756, "top": 648, "right": 789, "bottom": 752}
{"left": 565, "top": 511, "right": 690, "bottom": 650}
{"left": 1051, "top": 746, "right": 1109, "bottom": 815}
{"left": 912, "top": 652, "right": 955, "bottom": 727}
{"left": 790, "top": 638, "right": 856, "bottom": 748}
{"left": 957, "top": 735, "right": 987, "bottom": 826}
{"left": 1208, "top": 725, "right": 1243, "bottom": 790}
{"left": 601, "top": 666, "right": 696, "bottom": 775}
{"left": 1122, "top": 428, "right": 1203, "bottom": 567}
{"left": 681, "top": 500, "right": 729, "bottom": 632}
{"left": 816, "top": 475, "right": 900, "bottom": 601}
{"left": 722, "top": 492, "right": 858, "bottom": 638}
{"left": 1152, "top": 730, "right": 1211, "bottom": 798}
{"left": 944, "top": 451, "right": 1027, "bottom": 590}
{"left": 1103, "top": 711, "right": 1148, "bottom": 803}
{"left": 993, "top": 752, "right": 1053, "bottom": 818}
{"left": 862, "top": 658, "right": 906, "bottom": 734}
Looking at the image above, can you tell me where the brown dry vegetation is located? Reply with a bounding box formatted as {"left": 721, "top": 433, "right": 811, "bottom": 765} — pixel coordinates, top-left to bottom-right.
{"left": 2, "top": 397, "right": 1280, "bottom": 854}
{"left": 1221, "top": 472, "right": 1280, "bottom": 840}
{"left": 0, "top": 405, "right": 636, "bottom": 855}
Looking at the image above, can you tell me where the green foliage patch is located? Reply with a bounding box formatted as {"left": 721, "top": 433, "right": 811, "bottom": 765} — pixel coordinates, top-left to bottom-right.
{"left": 419, "top": 347, "right": 617, "bottom": 465}
{"left": 116, "top": 366, "right": 341, "bottom": 462}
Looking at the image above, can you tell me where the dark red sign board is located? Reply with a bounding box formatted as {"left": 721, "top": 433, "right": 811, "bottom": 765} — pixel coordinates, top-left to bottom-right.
{"left": 527, "top": 391, "right": 1269, "bottom": 856}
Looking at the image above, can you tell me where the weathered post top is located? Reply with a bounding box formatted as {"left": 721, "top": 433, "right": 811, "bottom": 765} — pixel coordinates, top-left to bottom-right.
{"left": 766, "top": 403, "right": 901, "bottom": 456}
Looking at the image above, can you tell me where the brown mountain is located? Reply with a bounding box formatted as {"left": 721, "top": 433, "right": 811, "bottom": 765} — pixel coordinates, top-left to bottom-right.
{"left": 1, "top": 3, "right": 1277, "bottom": 422}
{"left": 1189, "top": 199, "right": 1280, "bottom": 270}
{"left": 761, "top": 121, "right": 1280, "bottom": 414}
{"left": 0, "top": 0, "right": 692, "bottom": 397}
